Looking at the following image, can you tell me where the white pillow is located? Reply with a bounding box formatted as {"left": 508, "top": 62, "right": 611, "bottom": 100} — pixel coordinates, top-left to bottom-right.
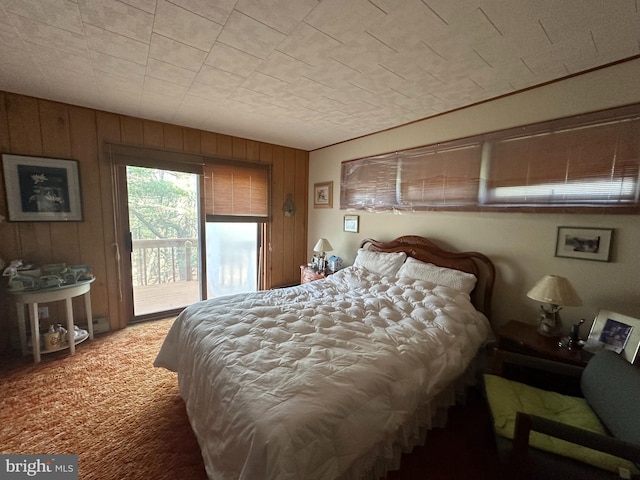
{"left": 353, "top": 249, "right": 407, "bottom": 277}
{"left": 397, "top": 257, "right": 477, "bottom": 294}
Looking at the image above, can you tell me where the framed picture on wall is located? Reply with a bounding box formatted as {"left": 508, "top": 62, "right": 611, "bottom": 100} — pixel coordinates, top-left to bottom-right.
{"left": 313, "top": 181, "right": 333, "bottom": 208}
{"left": 2, "top": 154, "right": 83, "bottom": 221}
{"left": 555, "top": 226, "right": 613, "bottom": 262}
{"left": 343, "top": 215, "right": 359, "bottom": 233}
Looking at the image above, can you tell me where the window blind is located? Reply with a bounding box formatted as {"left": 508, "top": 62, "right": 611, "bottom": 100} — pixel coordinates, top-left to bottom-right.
{"left": 203, "top": 161, "right": 269, "bottom": 218}
{"left": 341, "top": 142, "right": 481, "bottom": 209}
{"left": 483, "top": 115, "right": 640, "bottom": 206}
{"left": 340, "top": 155, "right": 399, "bottom": 209}
{"left": 340, "top": 103, "right": 640, "bottom": 213}
{"left": 399, "top": 143, "right": 481, "bottom": 206}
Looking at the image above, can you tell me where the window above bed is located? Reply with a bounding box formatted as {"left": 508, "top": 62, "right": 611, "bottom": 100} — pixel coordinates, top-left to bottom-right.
{"left": 340, "top": 103, "right": 640, "bottom": 214}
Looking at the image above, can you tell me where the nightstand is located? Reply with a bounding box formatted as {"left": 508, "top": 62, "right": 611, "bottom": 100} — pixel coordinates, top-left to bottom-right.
{"left": 497, "top": 320, "right": 592, "bottom": 367}
{"left": 300, "top": 265, "right": 330, "bottom": 284}
{"left": 495, "top": 320, "right": 593, "bottom": 395}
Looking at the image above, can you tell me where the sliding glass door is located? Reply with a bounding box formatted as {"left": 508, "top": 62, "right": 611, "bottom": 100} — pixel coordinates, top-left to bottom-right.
{"left": 126, "top": 166, "right": 201, "bottom": 319}
{"left": 111, "top": 145, "right": 269, "bottom": 323}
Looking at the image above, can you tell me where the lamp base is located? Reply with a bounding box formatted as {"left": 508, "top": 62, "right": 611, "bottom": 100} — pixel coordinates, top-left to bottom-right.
{"left": 537, "top": 308, "right": 562, "bottom": 337}
{"left": 537, "top": 320, "right": 561, "bottom": 337}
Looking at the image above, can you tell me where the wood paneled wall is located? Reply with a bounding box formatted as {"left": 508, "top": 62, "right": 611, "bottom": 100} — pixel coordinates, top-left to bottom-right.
{"left": 0, "top": 91, "right": 308, "bottom": 354}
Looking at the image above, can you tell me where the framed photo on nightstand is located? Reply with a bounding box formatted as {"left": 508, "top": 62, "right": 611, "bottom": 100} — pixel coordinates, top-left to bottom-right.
{"left": 584, "top": 309, "right": 640, "bottom": 364}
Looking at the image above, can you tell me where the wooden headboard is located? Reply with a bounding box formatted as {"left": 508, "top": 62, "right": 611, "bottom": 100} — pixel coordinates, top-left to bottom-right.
{"left": 359, "top": 235, "right": 495, "bottom": 319}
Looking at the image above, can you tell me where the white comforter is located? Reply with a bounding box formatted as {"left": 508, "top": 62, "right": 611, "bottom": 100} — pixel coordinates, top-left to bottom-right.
{"left": 154, "top": 266, "right": 492, "bottom": 480}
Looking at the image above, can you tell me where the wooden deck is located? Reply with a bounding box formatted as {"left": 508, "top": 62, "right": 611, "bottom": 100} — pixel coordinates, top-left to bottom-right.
{"left": 133, "top": 281, "right": 201, "bottom": 316}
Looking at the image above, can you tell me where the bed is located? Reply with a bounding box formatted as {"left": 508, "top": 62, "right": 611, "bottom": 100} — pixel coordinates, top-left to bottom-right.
{"left": 154, "top": 235, "right": 496, "bottom": 480}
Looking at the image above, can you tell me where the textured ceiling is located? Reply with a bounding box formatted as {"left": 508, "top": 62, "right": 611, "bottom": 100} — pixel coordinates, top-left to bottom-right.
{"left": 0, "top": 0, "right": 638, "bottom": 151}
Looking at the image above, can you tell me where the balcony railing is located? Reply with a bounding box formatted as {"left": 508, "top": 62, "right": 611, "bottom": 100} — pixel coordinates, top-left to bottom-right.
{"left": 130, "top": 238, "right": 200, "bottom": 316}
{"left": 131, "top": 238, "right": 198, "bottom": 287}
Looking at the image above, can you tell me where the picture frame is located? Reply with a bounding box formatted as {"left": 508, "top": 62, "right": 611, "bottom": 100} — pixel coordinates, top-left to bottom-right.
{"left": 583, "top": 309, "right": 640, "bottom": 364}
{"left": 555, "top": 226, "right": 613, "bottom": 262}
{"left": 2, "top": 154, "right": 83, "bottom": 221}
{"left": 313, "top": 181, "right": 333, "bottom": 208}
{"left": 343, "top": 214, "right": 359, "bottom": 233}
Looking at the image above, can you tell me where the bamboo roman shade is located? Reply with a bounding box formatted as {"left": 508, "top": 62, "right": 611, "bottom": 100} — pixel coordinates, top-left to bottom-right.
{"left": 203, "top": 161, "right": 269, "bottom": 217}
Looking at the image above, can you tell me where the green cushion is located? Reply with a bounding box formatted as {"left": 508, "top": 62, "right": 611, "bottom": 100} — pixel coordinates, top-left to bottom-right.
{"left": 484, "top": 374, "right": 638, "bottom": 474}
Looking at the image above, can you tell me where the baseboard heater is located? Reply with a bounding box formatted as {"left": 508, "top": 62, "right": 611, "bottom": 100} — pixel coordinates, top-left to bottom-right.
{"left": 79, "top": 316, "right": 110, "bottom": 334}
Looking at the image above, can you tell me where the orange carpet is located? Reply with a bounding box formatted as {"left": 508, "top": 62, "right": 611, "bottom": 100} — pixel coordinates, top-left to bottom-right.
{"left": 0, "top": 318, "right": 208, "bottom": 480}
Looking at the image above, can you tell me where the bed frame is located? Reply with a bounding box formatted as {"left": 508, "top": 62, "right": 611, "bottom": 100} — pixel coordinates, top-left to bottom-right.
{"left": 360, "top": 235, "right": 495, "bottom": 319}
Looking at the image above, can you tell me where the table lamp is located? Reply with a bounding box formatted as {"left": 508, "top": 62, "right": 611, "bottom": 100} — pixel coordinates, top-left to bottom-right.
{"left": 313, "top": 238, "right": 333, "bottom": 270}
{"left": 527, "top": 275, "right": 582, "bottom": 337}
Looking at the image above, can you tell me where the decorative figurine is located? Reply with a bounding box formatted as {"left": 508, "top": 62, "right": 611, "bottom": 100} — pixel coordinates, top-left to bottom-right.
{"left": 2, "top": 259, "right": 22, "bottom": 277}
{"left": 57, "top": 324, "right": 69, "bottom": 345}
{"left": 327, "top": 255, "right": 343, "bottom": 273}
{"left": 44, "top": 325, "right": 62, "bottom": 351}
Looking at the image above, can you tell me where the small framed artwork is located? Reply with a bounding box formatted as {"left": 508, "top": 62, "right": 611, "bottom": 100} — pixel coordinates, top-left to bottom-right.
{"left": 2, "top": 154, "right": 83, "bottom": 221}
{"left": 313, "top": 181, "right": 333, "bottom": 209}
{"left": 343, "top": 214, "right": 359, "bottom": 233}
{"left": 555, "top": 226, "right": 613, "bottom": 262}
{"left": 584, "top": 309, "right": 640, "bottom": 364}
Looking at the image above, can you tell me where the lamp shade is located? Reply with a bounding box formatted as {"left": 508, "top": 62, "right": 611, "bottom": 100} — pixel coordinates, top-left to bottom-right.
{"left": 313, "top": 238, "right": 333, "bottom": 253}
{"left": 526, "top": 275, "right": 582, "bottom": 307}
